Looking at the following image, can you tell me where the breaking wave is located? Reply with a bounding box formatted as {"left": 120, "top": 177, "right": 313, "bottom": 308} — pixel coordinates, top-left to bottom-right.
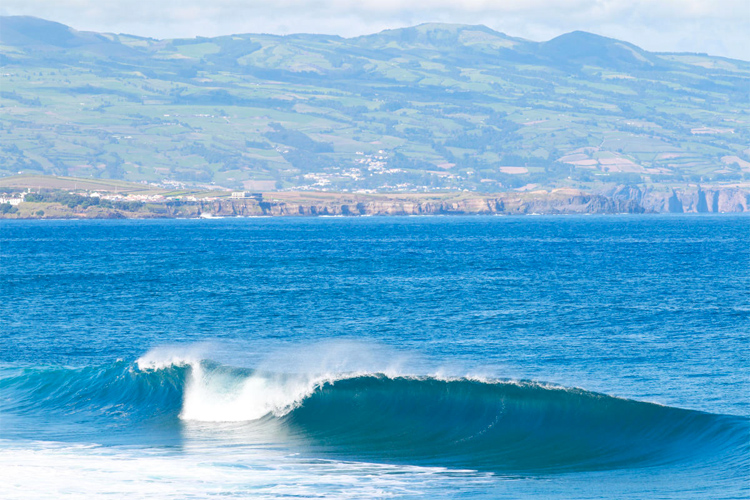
{"left": 1, "top": 355, "right": 747, "bottom": 473}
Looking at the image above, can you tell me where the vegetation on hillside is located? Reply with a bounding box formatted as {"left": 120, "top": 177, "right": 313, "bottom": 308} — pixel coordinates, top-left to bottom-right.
{"left": 1, "top": 17, "right": 749, "bottom": 192}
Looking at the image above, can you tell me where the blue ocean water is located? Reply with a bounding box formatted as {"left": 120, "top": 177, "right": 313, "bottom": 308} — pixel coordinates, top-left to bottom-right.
{"left": 0, "top": 215, "right": 748, "bottom": 499}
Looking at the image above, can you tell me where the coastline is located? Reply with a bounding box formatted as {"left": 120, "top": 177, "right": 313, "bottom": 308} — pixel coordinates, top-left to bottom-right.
{"left": 1, "top": 186, "right": 748, "bottom": 220}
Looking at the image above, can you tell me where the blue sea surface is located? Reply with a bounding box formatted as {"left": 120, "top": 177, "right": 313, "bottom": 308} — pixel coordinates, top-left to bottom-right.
{"left": 0, "top": 215, "right": 748, "bottom": 498}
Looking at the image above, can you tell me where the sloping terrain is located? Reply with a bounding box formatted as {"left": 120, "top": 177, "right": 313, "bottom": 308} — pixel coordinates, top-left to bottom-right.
{"left": 1, "top": 17, "right": 748, "bottom": 192}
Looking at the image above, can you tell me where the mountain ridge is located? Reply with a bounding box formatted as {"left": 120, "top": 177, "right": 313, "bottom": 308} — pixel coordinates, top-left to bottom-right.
{"left": 6, "top": 16, "right": 748, "bottom": 66}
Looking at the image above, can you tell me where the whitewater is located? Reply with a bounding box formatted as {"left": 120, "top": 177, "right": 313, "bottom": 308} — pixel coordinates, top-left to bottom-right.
{"left": 1, "top": 216, "right": 748, "bottom": 498}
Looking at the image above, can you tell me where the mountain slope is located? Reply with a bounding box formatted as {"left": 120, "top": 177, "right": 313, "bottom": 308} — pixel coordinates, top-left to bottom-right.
{"left": 537, "top": 31, "right": 665, "bottom": 70}
{"left": 1, "top": 16, "right": 748, "bottom": 192}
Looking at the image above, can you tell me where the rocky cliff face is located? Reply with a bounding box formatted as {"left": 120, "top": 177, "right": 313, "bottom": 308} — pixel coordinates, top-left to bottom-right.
{"left": 608, "top": 186, "right": 749, "bottom": 213}
{"left": 199, "top": 189, "right": 651, "bottom": 217}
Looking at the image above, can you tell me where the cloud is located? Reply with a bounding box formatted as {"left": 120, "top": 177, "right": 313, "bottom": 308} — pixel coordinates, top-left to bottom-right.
{"left": 2, "top": 0, "right": 748, "bottom": 59}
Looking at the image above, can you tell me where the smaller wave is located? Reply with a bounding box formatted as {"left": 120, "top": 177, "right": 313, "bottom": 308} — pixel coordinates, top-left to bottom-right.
{"left": 0, "top": 361, "right": 187, "bottom": 423}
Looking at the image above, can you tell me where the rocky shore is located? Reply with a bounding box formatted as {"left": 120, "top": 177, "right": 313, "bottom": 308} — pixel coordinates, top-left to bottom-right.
{"left": 194, "top": 186, "right": 750, "bottom": 217}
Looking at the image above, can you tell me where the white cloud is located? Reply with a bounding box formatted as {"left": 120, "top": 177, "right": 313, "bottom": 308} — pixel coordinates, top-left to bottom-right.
{"left": 2, "top": 0, "right": 748, "bottom": 59}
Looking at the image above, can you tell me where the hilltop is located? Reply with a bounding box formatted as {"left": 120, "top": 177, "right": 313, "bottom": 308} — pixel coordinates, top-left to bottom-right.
{"left": 1, "top": 17, "right": 749, "bottom": 193}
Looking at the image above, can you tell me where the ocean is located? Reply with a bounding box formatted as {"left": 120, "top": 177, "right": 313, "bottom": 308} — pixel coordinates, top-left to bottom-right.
{"left": 0, "top": 215, "right": 748, "bottom": 499}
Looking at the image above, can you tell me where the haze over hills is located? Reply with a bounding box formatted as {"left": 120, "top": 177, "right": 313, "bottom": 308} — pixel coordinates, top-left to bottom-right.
{"left": 1, "top": 16, "right": 748, "bottom": 193}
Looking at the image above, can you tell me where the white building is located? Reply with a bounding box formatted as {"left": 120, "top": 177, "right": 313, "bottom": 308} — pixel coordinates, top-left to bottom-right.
{"left": 0, "top": 196, "right": 22, "bottom": 206}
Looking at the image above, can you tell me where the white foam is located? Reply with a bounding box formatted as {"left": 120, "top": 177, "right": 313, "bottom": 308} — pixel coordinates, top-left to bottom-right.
{"left": 179, "top": 365, "right": 331, "bottom": 422}
{"left": 0, "top": 439, "right": 480, "bottom": 499}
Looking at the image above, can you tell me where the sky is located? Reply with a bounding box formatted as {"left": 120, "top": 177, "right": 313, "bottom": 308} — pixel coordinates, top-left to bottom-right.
{"left": 1, "top": 0, "right": 748, "bottom": 60}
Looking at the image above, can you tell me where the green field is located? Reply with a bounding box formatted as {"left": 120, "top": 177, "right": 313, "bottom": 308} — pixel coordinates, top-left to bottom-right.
{"left": 0, "top": 174, "right": 164, "bottom": 193}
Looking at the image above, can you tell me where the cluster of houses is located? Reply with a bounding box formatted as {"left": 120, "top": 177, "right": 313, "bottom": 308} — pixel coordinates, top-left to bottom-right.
{"left": 90, "top": 192, "right": 169, "bottom": 203}
{"left": 1, "top": 188, "right": 265, "bottom": 207}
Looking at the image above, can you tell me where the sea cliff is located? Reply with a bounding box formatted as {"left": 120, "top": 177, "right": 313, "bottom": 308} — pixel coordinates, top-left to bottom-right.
{"left": 193, "top": 186, "right": 750, "bottom": 217}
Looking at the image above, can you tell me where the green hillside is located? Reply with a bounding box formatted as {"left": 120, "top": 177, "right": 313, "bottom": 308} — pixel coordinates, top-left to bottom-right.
{"left": 1, "top": 16, "right": 748, "bottom": 192}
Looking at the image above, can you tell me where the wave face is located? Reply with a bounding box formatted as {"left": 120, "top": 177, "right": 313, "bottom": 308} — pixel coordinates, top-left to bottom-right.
{"left": 1, "top": 359, "right": 748, "bottom": 474}
{"left": 281, "top": 375, "right": 749, "bottom": 472}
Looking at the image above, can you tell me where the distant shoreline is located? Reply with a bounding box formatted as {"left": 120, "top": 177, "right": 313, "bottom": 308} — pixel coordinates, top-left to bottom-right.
{"left": 4, "top": 213, "right": 749, "bottom": 223}
{"left": 2, "top": 176, "right": 748, "bottom": 219}
{"left": 2, "top": 185, "right": 748, "bottom": 219}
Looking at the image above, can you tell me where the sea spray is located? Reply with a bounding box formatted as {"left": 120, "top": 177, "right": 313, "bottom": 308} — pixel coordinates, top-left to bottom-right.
{"left": 136, "top": 340, "right": 420, "bottom": 422}
{"left": 180, "top": 363, "right": 327, "bottom": 421}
